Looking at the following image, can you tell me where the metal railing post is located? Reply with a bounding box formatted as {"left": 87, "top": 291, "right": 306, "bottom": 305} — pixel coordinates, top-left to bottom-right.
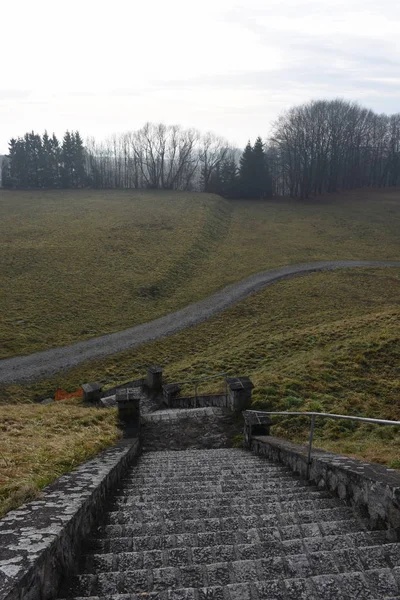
{"left": 307, "top": 414, "right": 316, "bottom": 479}
{"left": 244, "top": 409, "right": 400, "bottom": 479}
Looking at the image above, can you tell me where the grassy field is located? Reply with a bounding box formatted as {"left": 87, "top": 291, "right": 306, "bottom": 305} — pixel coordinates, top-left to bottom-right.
{"left": 1, "top": 188, "right": 399, "bottom": 358}
{"left": 1, "top": 268, "right": 399, "bottom": 516}
{"left": 0, "top": 400, "right": 120, "bottom": 517}
{"left": 0, "top": 189, "right": 399, "bottom": 517}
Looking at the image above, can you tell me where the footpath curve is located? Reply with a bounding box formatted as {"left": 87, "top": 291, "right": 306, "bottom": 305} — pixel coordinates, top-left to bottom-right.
{"left": 1, "top": 260, "right": 399, "bottom": 385}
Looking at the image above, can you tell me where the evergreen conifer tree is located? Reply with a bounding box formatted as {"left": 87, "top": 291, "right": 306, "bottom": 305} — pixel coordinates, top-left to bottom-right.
{"left": 72, "top": 131, "right": 86, "bottom": 187}
{"left": 61, "top": 131, "right": 74, "bottom": 188}
{"left": 239, "top": 138, "right": 272, "bottom": 199}
{"left": 1, "top": 157, "right": 11, "bottom": 187}
{"left": 252, "top": 136, "right": 272, "bottom": 198}
{"left": 239, "top": 141, "right": 255, "bottom": 198}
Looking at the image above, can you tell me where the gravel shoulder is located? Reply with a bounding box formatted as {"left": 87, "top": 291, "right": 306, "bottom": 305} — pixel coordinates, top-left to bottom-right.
{"left": 1, "top": 260, "right": 399, "bottom": 385}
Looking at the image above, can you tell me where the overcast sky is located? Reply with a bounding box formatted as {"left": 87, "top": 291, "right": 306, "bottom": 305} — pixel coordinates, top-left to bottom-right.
{"left": 1, "top": 0, "right": 400, "bottom": 152}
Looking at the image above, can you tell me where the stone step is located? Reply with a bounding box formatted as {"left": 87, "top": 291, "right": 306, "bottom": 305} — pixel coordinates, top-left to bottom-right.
{"left": 60, "top": 563, "right": 400, "bottom": 598}
{"left": 125, "top": 463, "right": 291, "bottom": 473}
{"left": 122, "top": 472, "right": 297, "bottom": 483}
{"left": 81, "top": 542, "right": 400, "bottom": 574}
{"left": 112, "top": 495, "right": 344, "bottom": 512}
{"left": 113, "top": 488, "right": 336, "bottom": 504}
{"left": 102, "top": 511, "right": 369, "bottom": 536}
{"left": 134, "top": 448, "right": 261, "bottom": 458}
{"left": 89, "top": 529, "right": 390, "bottom": 555}
{"left": 105, "top": 504, "right": 357, "bottom": 524}
{"left": 120, "top": 479, "right": 315, "bottom": 491}
{"left": 133, "top": 462, "right": 280, "bottom": 472}
{"left": 117, "top": 479, "right": 315, "bottom": 491}
{"left": 120, "top": 483, "right": 315, "bottom": 497}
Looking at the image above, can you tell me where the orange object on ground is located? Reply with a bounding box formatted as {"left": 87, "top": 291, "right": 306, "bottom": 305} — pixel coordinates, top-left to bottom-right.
{"left": 54, "top": 387, "right": 83, "bottom": 401}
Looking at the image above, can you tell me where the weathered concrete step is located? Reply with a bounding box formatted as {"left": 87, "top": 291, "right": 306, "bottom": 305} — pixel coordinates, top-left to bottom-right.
{"left": 113, "top": 488, "right": 335, "bottom": 505}
{"left": 127, "top": 464, "right": 291, "bottom": 475}
{"left": 60, "top": 563, "right": 400, "bottom": 598}
{"left": 120, "top": 483, "right": 315, "bottom": 498}
{"left": 89, "top": 529, "right": 390, "bottom": 554}
{"left": 57, "top": 573, "right": 400, "bottom": 600}
{"left": 132, "top": 457, "right": 288, "bottom": 466}
{"left": 112, "top": 495, "right": 344, "bottom": 512}
{"left": 101, "top": 513, "right": 368, "bottom": 539}
{"left": 105, "top": 504, "right": 357, "bottom": 524}
{"left": 120, "top": 478, "right": 314, "bottom": 492}
{"left": 135, "top": 449, "right": 265, "bottom": 460}
{"left": 123, "top": 473, "right": 297, "bottom": 485}
{"left": 81, "top": 542, "right": 400, "bottom": 574}
{"left": 132, "top": 462, "right": 288, "bottom": 469}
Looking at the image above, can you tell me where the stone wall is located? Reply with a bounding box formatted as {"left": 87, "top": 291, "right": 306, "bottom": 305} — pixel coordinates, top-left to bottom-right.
{"left": 0, "top": 439, "right": 140, "bottom": 600}
{"left": 168, "top": 394, "right": 229, "bottom": 409}
{"left": 141, "top": 407, "right": 242, "bottom": 452}
{"left": 251, "top": 435, "right": 400, "bottom": 538}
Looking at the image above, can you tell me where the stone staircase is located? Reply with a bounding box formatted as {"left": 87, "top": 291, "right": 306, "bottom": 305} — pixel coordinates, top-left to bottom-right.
{"left": 59, "top": 448, "right": 400, "bottom": 600}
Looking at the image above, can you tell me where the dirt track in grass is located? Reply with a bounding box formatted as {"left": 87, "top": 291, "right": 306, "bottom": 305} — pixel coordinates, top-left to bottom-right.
{"left": 1, "top": 260, "right": 399, "bottom": 385}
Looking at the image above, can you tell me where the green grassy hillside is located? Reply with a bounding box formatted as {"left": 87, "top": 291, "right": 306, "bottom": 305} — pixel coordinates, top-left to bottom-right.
{"left": 1, "top": 188, "right": 399, "bottom": 358}
{"left": 2, "top": 268, "right": 399, "bottom": 481}
{"left": 0, "top": 189, "right": 399, "bottom": 517}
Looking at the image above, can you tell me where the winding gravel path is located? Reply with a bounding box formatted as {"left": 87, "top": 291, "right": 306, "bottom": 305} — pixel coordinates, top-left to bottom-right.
{"left": 1, "top": 260, "right": 399, "bottom": 385}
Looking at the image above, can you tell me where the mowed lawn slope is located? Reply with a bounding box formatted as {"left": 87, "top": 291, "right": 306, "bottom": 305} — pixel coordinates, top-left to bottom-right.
{"left": 1, "top": 188, "right": 399, "bottom": 358}
{"left": 2, "top": 268, "right": 399, "bottom": 512}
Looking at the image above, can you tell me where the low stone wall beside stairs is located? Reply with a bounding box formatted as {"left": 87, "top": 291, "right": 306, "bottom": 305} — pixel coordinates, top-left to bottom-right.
{"left": 0, "top": 439, "right": 140, "bottom": 600}
{"left": 141, "top": 407, "right": 242, "bottom": 452}
{"left": 251, "top": 435, "right": 400, "bottom": 538}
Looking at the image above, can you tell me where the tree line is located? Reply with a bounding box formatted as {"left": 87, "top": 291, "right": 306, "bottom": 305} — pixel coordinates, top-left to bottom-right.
{"left": 1, "top": 131, "right": 86, "bottom": 189}
{"left": 2, "top": 99, "right": 400, "bottom": 199}
{"left": 269, "top": 99, "right": 400, "bottom": 199}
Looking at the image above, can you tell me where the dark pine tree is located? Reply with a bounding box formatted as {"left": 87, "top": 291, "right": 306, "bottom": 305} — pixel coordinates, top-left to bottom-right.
{"left": 41, "top": 131, "right": 61, "bottom": 187}
{"left": 50, "top": 133, "right": 61, "bottom": 187}
{"left": 1, "top": 156, "right": 11, "bottom": 187}
{"left": 252, "top": 137, "right": 272, "bottom": 198}
{"left": 10, "top": 138, "right": 28, "bottom": 187}
{"left": 72, "top": 131, "right": 86, "bottom": 187}
{"left": 239, "top": 138, "right": 272, "bottom": 199}
{"left": 61, "top": 130, "right": 86, "bottom": 188}
{"left": 239, "top": 141, "right": 255, "bottom": 198}
{"left": 61, "top": 131, "right": 74, "bottom": 188}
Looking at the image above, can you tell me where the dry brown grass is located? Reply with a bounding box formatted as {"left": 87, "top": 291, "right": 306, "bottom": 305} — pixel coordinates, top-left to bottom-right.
{"left": 0, "top": 399, "right": 120, "bottom": 517}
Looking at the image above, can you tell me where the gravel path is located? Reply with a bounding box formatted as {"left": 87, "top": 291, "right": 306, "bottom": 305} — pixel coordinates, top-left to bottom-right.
{"left": 1, "top": 260, "right": 399, "bottom": 385}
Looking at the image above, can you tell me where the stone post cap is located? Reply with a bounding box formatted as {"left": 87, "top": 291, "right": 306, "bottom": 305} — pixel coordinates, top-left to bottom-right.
{"left": 147, "top": 365, "right": 163, "bottom": 374}
{"left": 226, "top": 377, "right": 254, "bottom": 391}
{"left": 82, "top": 382, "right": 102, "bottom": 394}
{"left": 163, "top": 383, "right": 180, "bottom": 394}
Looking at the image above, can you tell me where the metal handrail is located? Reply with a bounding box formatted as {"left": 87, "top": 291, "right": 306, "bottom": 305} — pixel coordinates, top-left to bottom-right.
{"left": 245, "top": 410, "right": 400, "bottom": 477}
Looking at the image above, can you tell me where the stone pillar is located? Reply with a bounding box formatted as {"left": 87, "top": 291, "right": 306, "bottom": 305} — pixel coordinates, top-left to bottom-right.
{"left": 116, "top": 388, "right": 141, "bottom": 437}
{"left": 226, "top": 377, "right": 254, "bottom": 412}
{"left": 243, "top": 411, "right": 271, "bottom": 449}
{"left": 146, "top": 366, "right": 163, "bottom": 392}
{"left": 162, "top": 383, "right": 181, "bottom": 407}
{"left": 82, "top": 382, "right": 103, "bottom": 403}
